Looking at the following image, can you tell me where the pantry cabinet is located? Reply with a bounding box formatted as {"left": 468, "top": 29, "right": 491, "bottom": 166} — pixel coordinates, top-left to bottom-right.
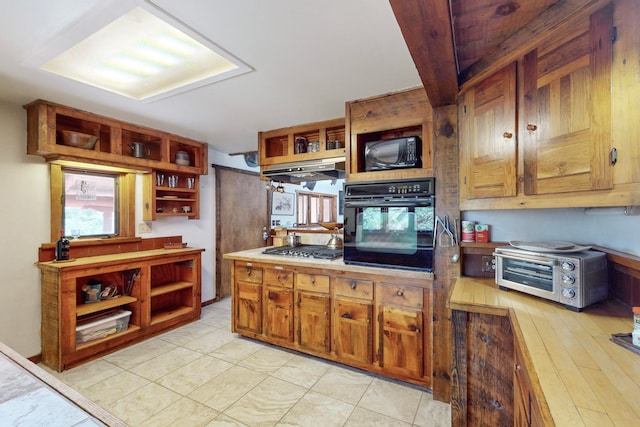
{"left": 459, "top": 4, "right": 619, "bottom": 209}
{"left": 228, "top": 256, "right": 432, "bottom": 388}
{"left": 345, "top": 87, "right": 433, "bottom": 182}
{"left": 37, "top": 248, "right": 203, "bottom": 371}
{"left": 24, "top": 99, "right": 208, "bottom": 175}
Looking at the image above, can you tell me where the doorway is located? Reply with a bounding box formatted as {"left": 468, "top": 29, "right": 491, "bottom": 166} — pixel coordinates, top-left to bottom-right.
{"left": 214, "top": 165, "right": 269, "bottom": 299}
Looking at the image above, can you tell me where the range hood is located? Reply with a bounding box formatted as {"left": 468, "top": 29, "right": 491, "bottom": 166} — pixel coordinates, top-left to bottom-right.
{"left": 262, "top": 157, "right": 346, "bottom": 183}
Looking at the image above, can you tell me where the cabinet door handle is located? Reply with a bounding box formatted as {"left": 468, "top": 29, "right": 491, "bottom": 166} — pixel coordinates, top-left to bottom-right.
{"left": 350, "top": 281, "right": 357, "bottom": 290}
{"left": 396, "top": 290, "right": 404, "bottom": 297}
{"left": 341, "top": 312, "right": 353, "bottom": 319}
{"left": 268, "top": 291, "right": 276, "bottom": 300}
{"left": 247, "top": 266, "right": 252, "bottom": 276}
{"left": 503, "top": 132, "right": 513, "bottom": 139}
{"left": 527, "top": 124, "right": 538, "bottom": 131}
{"left": 409, "top": 324, "right": 419, "bottom": 332}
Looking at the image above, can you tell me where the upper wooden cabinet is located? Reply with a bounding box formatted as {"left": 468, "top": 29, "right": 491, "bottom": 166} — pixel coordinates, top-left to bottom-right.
{"left": 346, "top": 87, "right": 434, "bottom": 182}
{"left": 258, "top": 118, "right": 346, "bottom": 168}
{"left": 521, "top": 5, "right": 613, "bottom": 195}
{"left": 459, "top": 63, "right": 517, "bottom": 200}
{"left": 459, "top": 4, "right": 628, "bottom": 210}
{"left": 24, "top": 99, "right": 208, "bottom": 175}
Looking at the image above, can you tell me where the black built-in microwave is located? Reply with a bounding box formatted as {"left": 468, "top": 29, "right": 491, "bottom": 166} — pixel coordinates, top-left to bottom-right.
{"left": 364, "top": 136, "right": 422, "bottom": 171}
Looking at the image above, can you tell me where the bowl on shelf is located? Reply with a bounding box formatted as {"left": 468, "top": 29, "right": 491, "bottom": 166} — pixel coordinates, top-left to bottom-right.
{"left": 319, "top": 222, "right": 343, "bottom": 230}
{"left": 58, "top": 130, "right": 99, "bottom": 150}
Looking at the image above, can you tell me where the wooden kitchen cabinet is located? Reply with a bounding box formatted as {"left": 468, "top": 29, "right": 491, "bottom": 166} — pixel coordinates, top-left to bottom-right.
{"left": 142, "top": 170, "right": 200, "bottom": 220}
{"left": 345, "top": 87, "right": 434, "bottom": 182}
{"left": 233, "top": 262, "right": 263, "bottom": 335}
{"left": 258, "top": 117, "right": 346, "bottom": 169}
{"left": 263, "top": 268, "right": 294, "bottom": 342}
{"left": 459, "top": 4, "right": 617, "bottom": 209}
{"left": 24, "top": 99, "right": 208, "bottom": 174}
{"left": 376, "top": 282, "right": 427, "bottom": 380}
{"left": 514, "top": 330, "right": 547, "bottom": 427}
{"left": 458, "top": 63, "right": 517, "bottom": 200}
{"left": 332, "top": 276, "right": 374, "bottom": 365}
{"left": 37, "top": 248, "right": 203, "bottom": 371}
{"left": 295, "top": 273, "right": 330, "bottom": 353}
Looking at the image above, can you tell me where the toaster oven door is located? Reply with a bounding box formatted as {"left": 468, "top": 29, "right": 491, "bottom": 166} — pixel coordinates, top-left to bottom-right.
{"left": 495, "top": 252, "right": 559, "bottom": 301}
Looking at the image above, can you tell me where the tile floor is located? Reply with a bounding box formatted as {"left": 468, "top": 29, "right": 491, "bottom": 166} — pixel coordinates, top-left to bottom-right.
{"left": 41, "top": 298, "right": 451, "bottom": 426}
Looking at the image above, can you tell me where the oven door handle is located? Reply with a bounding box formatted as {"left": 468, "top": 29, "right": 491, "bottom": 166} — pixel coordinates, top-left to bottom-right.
{"left": 344, "top": 198, "right": 433, "bottom": 208}
{"left": 493, "top": 252, "right": 558, "bottom": 267}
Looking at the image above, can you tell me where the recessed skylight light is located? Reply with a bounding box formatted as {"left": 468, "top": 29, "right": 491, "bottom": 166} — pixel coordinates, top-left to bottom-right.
{"left": 40, "top": 6, "right": 251, "bottom": 102}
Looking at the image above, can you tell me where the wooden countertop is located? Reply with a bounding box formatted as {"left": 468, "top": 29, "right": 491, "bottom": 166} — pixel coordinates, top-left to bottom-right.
{"left": 37, "top": 247, "right": 205, "bottom": 271}
{"left": 0, "top": 341, "right": 126, "bottom": 426}
{"left": 449, "top": 277, "right": 640, "bottom": 426}
{"left": 223, "top": 247, "right": 433, "bottom": 281}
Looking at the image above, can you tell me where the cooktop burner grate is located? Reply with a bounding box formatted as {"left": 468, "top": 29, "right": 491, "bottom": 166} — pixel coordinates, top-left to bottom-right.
{"left": 262, "top": 244, "right": 342, "bottom": 260}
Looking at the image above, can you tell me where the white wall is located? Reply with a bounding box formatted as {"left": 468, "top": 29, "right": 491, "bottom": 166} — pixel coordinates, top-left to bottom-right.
{"left": 464, "top": 208, "right": 640, "bottom": 256}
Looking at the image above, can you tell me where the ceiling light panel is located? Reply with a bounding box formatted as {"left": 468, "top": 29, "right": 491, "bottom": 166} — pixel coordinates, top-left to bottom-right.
{"left": 41, "top": 5, "right": 251, "bottom": 101}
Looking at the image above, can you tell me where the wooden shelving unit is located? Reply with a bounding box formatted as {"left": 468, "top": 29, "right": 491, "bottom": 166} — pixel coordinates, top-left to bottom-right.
{"left": 24, "top": 99, "right": 209, "bottom": 175}
{"left": 142, "top": 170, "right": 200, "bottom": 220}
{"left": 37, "top": 248, "right": 203, "bottom": 371}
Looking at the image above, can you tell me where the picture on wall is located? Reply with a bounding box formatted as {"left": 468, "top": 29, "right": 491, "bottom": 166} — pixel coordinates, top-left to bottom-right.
{"left": 271, "top": 192, "right": 295, "bottom": 215}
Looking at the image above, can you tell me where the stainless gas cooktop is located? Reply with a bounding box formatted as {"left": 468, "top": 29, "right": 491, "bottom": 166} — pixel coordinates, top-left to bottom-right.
{"left": 262, "top": 244, "right": 342, "bottom": 260}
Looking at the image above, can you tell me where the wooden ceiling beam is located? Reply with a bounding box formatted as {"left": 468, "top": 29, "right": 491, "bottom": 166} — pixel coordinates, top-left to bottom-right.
{"left": 459, "top": 0, "right": 613, "bottom": 89}
{"left": 390, "top": 0, "right": 458, "bottom": 108}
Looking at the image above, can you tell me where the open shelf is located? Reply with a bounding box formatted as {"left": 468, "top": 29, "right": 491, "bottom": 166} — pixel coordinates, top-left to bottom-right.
{"left": 75, "top": 324, "right": 141, "bottom": 352}
{"left": 150, "top": 281, "right": 194, "bottom": 297}
{"left": 76, "top": 296, "right": 137, "bottom": 317}
{"left": 150, "top": 306, "right": 194, "bottom": 326}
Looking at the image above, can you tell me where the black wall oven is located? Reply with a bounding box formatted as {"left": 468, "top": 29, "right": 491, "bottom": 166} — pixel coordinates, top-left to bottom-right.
{"left": 343, "top": 178, "right": 435, "bottom": 271}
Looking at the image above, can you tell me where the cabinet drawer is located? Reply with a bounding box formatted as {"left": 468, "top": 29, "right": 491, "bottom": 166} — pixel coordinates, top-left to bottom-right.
{"left": 296, "top": 273, "right": 330, "bottom": 293}
{"left": 334, "top": 277, "right": 373, "bottom": 300}
{"left": 264, "top": 268, "right": 293, "bottom": 288}
{"left": 377, "top": 283, "right": 423, "bottom": 309}
{"left": 235, "top": 265, "right": 263, "bottom": 284}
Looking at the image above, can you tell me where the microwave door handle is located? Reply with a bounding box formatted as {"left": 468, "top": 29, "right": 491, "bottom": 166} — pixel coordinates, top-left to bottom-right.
{"left": 492, "top": 252, "right": 558, "bottom": 267}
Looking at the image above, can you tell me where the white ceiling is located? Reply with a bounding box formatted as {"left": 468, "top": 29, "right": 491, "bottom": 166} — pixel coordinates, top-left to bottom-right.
{"left": 0, "top": 0, "right": 421, "bottom": 154}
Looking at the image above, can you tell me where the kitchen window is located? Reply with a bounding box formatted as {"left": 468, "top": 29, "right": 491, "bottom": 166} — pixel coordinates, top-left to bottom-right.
{"left": 50, "top": 164, "right": 136, "bottom": 241}
{"left": 296, "top": 191, "right": 336, "bottom": 226}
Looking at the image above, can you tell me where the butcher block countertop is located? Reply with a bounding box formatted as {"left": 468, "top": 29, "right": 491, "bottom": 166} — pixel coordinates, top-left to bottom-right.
{"left": 449, "top": 277, "right": 640, "bottom": 426}
{"left": 223, "top": 246, "right": 433, "bottom": 282}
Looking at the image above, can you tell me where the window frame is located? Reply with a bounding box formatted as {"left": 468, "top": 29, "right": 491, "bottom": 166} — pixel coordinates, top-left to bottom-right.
{"left": 295, "top": 190, "right": 337, "bottom": 226}
{"left": 50, "top": 164, "right": 136, "bottom": 242}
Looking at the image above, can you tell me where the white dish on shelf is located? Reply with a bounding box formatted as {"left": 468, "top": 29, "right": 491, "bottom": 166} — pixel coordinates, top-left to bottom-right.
{"left": 163, "top": 195, "right": 179, "bottom": 198}
{"left": 508, "top": 241, "right": 592, "bottom": 253}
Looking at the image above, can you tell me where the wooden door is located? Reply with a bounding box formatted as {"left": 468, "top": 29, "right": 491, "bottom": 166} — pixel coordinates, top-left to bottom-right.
{"left": 522, "top": 4, "right": 613, "bottom": 195}
{"left": 459, "top": 62, "right": 517, "bottom": 200}
{"left": 297, "top": 292, "right": 330, "bottom": 353}
{"left": 215, "top": 166, "right": 268, "bottom": 299}
{"left": 334, "top": 298, "right": 373, "bottom": 364}
{"left": 379, "top": 306, "right": 423, "bottom": 379}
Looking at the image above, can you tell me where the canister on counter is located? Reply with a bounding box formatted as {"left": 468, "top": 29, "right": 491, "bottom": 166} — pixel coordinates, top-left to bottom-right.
{"left": 475, "top": 224, "right": 489, "bottom": 243}
{"left": 461, "top": 221, "right": 475, "bottom": 242}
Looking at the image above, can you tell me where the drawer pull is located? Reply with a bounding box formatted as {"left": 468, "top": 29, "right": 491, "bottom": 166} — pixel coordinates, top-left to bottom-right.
{"left": 409, "top": 324, "right": 419, "bottom": 332}
{"left": 396, "top": 290, "right": 404, "bottom": 297}
{"left": 268, "top": 291, "right": 276, "bottom": 300}
{"left": 247, "top": 266, "right": 252, "bottom": 276}
{"left": 527, "top": 123, "right": 538, "bottom": 131}
{"left": 350, "top": 281, "right": 357, "bottom": 290}
{"left": 503, "top": 132, "right": 513, "bottom": 139}
{"left": 341, "top": 312, "right": 353, "bottom": 319}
